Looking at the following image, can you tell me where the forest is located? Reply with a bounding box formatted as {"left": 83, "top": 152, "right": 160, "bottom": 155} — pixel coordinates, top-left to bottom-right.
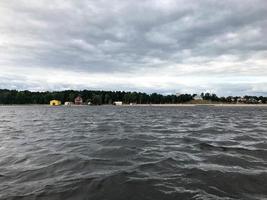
{"left": 0, "top": 89, "right": 266, "bottom": 105}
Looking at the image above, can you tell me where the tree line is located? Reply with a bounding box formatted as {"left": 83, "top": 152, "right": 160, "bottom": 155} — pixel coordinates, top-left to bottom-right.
{"left": 0, "top": 89, "right": 266, "bottom": 105}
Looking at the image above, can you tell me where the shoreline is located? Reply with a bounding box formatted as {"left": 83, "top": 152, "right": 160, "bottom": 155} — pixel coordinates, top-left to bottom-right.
{"left": 1, "top": 104, "right": 267, "bottom": 107}
{"left": 123, "top": 104, "right": 267, "bottom": 107}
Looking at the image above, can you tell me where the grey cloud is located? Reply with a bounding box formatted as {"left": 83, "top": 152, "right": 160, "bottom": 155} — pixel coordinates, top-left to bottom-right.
{"left": 0, "top": 0, "right": 267, "bottom": 94}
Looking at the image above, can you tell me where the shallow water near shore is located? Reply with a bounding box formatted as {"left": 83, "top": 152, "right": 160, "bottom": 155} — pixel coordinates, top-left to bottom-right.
{"left": 0, "top": 106, "right": 267, "bottom": 200}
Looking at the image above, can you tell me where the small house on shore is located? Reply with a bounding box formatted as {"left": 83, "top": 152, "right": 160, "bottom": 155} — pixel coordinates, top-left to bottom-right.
{"left": 114, "top": 101, "right": 123, "bottom": 106}
{"left": 193, "top": 95, "right": 203, "bottom": 101}
{"left": 75, "top": 96, "right": 83, "bottom": 105}
{"left": 64, "top": 102, "right": 73, "bottom": 106}
{"left": 50, "top": 100, "right": 61, "bottom": 106}
{"left": 237, "top": 97, "right": 246, "bottom": 103}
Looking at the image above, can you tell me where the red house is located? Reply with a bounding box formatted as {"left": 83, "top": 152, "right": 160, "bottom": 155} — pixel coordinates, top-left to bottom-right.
{"left": 74, "top": 96, "right": 83, "bottom": 105}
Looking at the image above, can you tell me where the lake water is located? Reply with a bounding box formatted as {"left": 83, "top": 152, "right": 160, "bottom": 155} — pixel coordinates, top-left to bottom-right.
{"left": 0, "top": 106, "right": 267, "bottom": 200}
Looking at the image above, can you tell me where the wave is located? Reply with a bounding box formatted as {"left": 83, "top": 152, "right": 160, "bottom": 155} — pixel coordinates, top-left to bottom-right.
{"left": 1, "top": 106, "right": 267, "bottom": 199}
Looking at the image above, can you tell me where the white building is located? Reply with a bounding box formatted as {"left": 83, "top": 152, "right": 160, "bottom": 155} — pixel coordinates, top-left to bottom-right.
{"left": 114, "top": 101, "right": 123, "bottom": 106}
{"left": 64, "top": 102, "right": 73, "bottom": 106}
{"left": 193, "top": 95, "right": 203, "bottom": 100}
{"left": 237, "top": 97, "right": 246, "bottom": 103}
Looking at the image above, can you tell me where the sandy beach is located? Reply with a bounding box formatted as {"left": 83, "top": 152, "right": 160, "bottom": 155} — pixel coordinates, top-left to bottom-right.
{"left": 122, "top": 104, "right": 267, "bottom": 107}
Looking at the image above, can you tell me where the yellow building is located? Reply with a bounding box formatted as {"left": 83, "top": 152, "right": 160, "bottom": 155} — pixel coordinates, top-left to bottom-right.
{"left": 50, "top": 100, "right": 61, "bottom": 106}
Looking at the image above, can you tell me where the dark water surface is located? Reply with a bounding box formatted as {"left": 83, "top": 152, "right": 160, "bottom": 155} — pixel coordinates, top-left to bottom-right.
{"left": 1, "top": 106, "right": 267, "bottom": 200}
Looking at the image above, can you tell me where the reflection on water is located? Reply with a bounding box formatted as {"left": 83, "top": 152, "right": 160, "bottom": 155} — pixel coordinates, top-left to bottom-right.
{"left": 0, "top": 106, "right": 267, "bottom": 199}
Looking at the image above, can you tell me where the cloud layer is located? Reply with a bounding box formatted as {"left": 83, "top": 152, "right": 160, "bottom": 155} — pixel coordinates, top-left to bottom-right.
{"left": 1, "top": 0, "right": 267, "bottom": 95}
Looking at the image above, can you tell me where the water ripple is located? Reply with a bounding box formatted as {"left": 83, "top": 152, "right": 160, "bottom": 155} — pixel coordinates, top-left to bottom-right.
{"left": 0, "top": 106, "right": 267, "bottom": 199}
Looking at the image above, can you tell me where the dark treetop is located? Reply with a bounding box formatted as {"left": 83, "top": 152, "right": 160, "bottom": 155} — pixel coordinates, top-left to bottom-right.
{"left": 0, "top": 89, "right": 266, "bottom": 105}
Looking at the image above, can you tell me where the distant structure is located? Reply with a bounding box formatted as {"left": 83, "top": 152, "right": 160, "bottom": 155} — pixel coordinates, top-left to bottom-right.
{"left": 75, "top": 96, "right": 83, "bottom": 105}
{"left": 176, "top": 93, "right": 181, "bottom": 97}
{"left": 50, "top": 100, "right": 61, "bottom": 106}
{"left": 248, "top": 98, "right": 257, "bottom": 104}
{"left": 193, "top": 95, "right": 203, "bottom": 101}
{"left": 64, "top": 102, "right": 73, "bottom": 106}
{"left": 237, "top": 97, "right": 246, "bottom": 103}
{"left": 114, "top": 101, "right": 123, "bottom": 106}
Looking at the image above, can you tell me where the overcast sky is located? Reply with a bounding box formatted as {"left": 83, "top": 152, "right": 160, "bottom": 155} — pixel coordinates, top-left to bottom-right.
{"left": 0, "top": 0, "right": 267, "bottom": 96}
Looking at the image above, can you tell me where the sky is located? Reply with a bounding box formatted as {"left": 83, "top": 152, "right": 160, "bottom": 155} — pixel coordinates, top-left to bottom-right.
{"left": 0, "top": 0, "right": 267, "bottom": 96}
